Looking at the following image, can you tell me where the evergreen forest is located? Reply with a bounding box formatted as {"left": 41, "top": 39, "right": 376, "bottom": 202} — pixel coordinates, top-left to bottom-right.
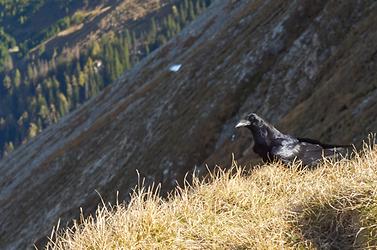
{"left": 0, "top": 0, "right": 212, "bottom": 158}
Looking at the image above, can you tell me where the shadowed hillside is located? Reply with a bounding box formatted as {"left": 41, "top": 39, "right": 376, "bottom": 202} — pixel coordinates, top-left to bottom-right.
{"left": 1, "top": 0, "right": 377, "bottom": 249}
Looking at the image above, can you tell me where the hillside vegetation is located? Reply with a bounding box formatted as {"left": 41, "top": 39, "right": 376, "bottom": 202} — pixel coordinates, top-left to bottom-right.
{"left": 0, "top": 0, "right": 211, "bottom": 158}
{"left": 47, "top": 143, "right": 377, "bottom": 249}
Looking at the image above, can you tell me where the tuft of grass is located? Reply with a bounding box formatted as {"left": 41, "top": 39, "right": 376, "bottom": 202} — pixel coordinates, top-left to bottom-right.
{"left": 46, "top": 144, "right": 377, "bottom": 249}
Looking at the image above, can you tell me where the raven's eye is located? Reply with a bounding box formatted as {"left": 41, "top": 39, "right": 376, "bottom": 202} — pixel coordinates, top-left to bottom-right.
{"left": 248, "top": 114, "right": 257, "bottom": 122}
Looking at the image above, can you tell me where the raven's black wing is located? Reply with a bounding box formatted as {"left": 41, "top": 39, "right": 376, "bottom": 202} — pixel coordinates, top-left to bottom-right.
{"left": 295, "top": 141, "right": 350, "bottom": 166}
{"left": 272, "top": 140, "right": 349, "bottom": 167}
{"left": 271, "top": 141, "right": 322, "bottom": 166}
{"left": 297, "top": 137, "right": 352, "bottom": 149}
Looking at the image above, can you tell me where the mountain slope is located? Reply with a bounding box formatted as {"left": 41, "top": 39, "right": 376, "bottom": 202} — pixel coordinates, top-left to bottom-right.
{"left": 1, "top": 0, "right": 377, "bottom": 249}
{"left": 0, "top": 0, "right": 211, "bottom": 158}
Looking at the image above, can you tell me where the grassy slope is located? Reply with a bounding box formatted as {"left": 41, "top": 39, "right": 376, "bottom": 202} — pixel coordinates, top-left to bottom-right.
{"left": 47, "top": 142, "right": 377, "bottom": 249}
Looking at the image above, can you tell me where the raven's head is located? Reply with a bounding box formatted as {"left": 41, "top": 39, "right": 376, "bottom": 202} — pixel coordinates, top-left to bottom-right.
{"left": 235, "top": 113, "right": 284, "bottom": 147}
{"left": 235, "top": 113, "right": 272, "bottom": 146}
{"left": 235, "top": 113, "right": 266, "bottom": 129}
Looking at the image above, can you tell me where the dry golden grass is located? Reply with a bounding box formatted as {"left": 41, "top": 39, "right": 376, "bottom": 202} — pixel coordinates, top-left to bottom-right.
{"left": 46, "top": 143, "right": 377, "bottom": 249}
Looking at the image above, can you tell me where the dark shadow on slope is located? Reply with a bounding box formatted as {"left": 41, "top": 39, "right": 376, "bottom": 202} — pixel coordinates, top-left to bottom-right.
{"left": 293, "top": 200, "right": 376, "bottom": 250}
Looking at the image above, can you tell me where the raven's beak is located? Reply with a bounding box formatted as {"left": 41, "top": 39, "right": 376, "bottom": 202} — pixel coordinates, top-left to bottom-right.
{"left": 235, "top": 119, "right": 251, "bottom": 128}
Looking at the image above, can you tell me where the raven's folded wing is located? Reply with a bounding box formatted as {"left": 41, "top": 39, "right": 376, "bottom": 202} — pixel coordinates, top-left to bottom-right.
{"left": 297, "top": 137, "right": 352, "bottom": 149}
{"left": 294, "top": 142, "right": 349, "bottom": 166}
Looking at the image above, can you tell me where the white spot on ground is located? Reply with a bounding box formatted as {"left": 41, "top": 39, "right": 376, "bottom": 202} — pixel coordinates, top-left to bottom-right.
{"left": 169, "top": 64, "right": 182, "bottom": 72}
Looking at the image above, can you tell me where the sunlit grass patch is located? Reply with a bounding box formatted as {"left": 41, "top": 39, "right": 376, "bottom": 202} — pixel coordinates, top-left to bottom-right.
{"left": 46, "top": 144, "right": 377, "bottom": 249}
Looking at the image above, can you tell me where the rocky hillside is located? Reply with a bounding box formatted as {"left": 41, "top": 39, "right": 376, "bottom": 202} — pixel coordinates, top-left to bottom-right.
{"left": 1, "top": 0, "right": 377, "bottom": 249}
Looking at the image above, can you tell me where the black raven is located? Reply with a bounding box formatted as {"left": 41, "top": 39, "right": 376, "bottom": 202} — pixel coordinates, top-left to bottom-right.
{"left": 235, "top": 113, "right": 351, "bottom": 166}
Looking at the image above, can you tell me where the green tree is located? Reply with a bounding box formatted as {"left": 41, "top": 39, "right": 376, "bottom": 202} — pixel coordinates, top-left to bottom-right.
{"left": 124, "top": 42, "right": 130, "bottom": 69}
{"left": 90, "top": 40, "right": 101, "bottom": 57}
{"left": 13, "top": 69, "right": 21, "bottom": 89}
{"left": 27, "top": 123, "right": 39, "bottom": 140}
{"left": 2, "top": 75, "right": 12, "bottom": 92}
{"left": 57, "top": 92, "right": 69, "bottom": 116}
{"left": 3, "top": 142, "right": 14, "bottom": 157}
